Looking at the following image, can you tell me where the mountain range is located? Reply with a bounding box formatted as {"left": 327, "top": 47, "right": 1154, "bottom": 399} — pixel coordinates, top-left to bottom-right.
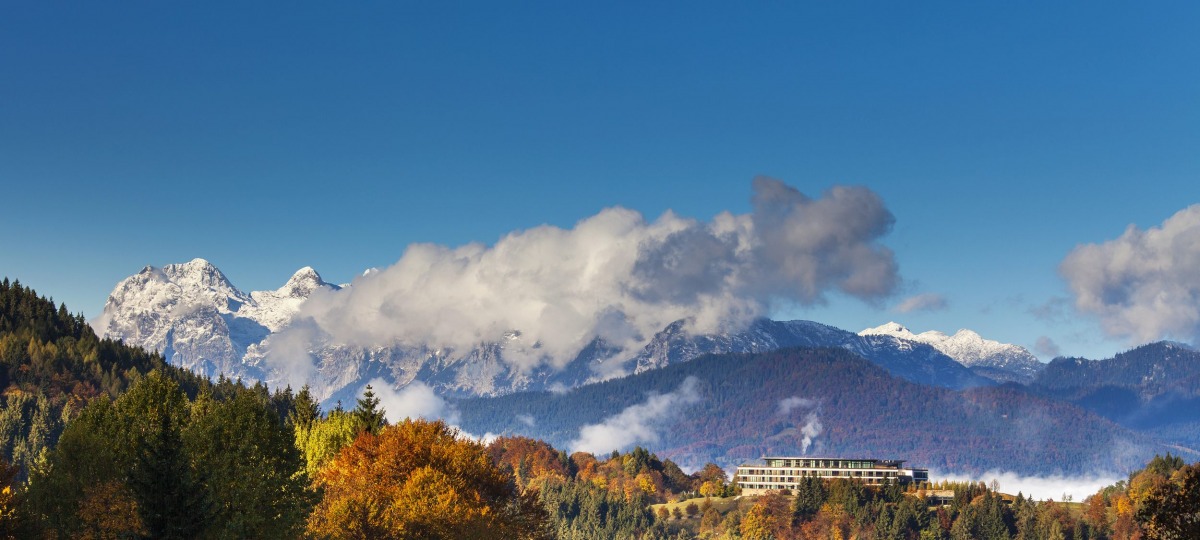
{"left": 92, "top": 260, "right": 1200, "bottom": 475}
{"left": 96, "top": 260, "right": 1021, "bottom": 403}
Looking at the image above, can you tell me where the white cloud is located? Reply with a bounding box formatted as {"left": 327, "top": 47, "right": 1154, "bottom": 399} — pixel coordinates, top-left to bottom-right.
{"left": 516, "top": 414, "right": 536, "bottom": 427}
{"left": 570, "top": 377, "right": 703, "bottom": 455}
{"left": 893, "top": 293, "right": 948, "bottom": 314}
{"left": 260, "top": 323, "right": 320, "bottom": 391}
{"left": 934, "top": 470, "right": 1122, "bottom": 502}
{"left": 367, "top": 378, "right": 459, "bottom": 425}
{"left": 279, "top": 178, "right": 899, "bottom": 377}
{"left": 1060, "top": 205, "right": 1200, "bottom": 345}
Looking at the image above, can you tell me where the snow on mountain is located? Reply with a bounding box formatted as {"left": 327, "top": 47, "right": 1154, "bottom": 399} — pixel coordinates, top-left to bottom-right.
{"left": 859, "top": 322, "right": 1044, "bottom": 384}
{"left": 97, "top": 260, "right": 996, "bottom": 405}
{"left": 94, "top": 259, "right": 339, "bottom": 378}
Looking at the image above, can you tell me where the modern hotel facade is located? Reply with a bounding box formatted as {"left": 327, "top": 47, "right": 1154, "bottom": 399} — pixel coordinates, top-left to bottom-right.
{"left": 735, "top": 457, "right": 930, "bottom": 495}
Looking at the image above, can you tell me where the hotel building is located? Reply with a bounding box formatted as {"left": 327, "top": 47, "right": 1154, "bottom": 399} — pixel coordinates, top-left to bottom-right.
{"left": 734, "top": 457, "right": 929, "bottom": 495}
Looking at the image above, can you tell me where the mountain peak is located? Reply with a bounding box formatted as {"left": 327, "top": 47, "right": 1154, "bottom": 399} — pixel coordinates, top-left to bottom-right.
{"left": 288, "top": 266, "right": 323, "bottom": 284}
{"left": 860, "top": 322, "right": 915, "bottom": 339}
{"left": 279, "top": 266, "right": 333, "bottom": 298}
{"left": 860, "top": 321, "right": 1043, "bottom": 384}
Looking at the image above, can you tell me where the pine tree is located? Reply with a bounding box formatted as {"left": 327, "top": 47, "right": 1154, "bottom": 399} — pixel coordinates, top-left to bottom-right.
{"left": 130, "top": 411, "right": 211, "bottom": 539}
{"left": 352, "top": 385, "right": 385, "bottom": 434}
{"left": 289, "top": 385, "right": 321, "bottom": 429}
{"left": 793, "top": 476, "right": 827, "bottom": 521}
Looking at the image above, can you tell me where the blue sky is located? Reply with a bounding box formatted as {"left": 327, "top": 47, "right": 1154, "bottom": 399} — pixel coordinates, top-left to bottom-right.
{"left": 2, "top": 2, "right": 1197, "bottom": 360}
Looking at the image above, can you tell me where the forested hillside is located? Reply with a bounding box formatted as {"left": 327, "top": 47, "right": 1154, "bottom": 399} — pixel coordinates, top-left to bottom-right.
{"left": 1031, "top": 342, "right": 1200, "bottom": 449}
{"left": 458, "top": 348, "right": 1160, "bottom": 475}
{"left": 0, "top": 278, "right": 208, "bottom": 476}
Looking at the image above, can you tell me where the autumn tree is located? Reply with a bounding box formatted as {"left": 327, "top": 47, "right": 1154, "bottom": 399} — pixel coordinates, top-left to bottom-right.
{"left": 307, "top": 418, "right": 549, "bottom": 539}
{"left": 1137, "top": 462, "right": 1200, "bottom": 540}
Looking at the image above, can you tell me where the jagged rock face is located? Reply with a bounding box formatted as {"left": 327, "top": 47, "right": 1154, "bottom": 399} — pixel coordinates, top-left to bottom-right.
{"left": 860, "top": 322, "right": 1045, "bottom": 384}
{"left": 94, "top": 259, "right": 337, "bottom": 380}
{"left": 97, "top": 260, "right": 993, "bottom": 404}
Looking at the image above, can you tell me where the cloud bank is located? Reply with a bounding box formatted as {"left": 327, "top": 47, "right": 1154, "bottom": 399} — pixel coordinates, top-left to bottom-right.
{"left": 282, "top": 178, "right": 899, "bottom": 374}
{"left": 570, "top": 377, "right": 702, "bottom": 455}
{"left": 935, "top": 470, "right": 1121, "bottom": 502}
{"left": 1060, "top": 205, "right": 1200, "bottom": 345}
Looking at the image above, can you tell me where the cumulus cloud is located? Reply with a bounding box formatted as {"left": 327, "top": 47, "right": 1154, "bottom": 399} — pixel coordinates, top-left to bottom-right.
{"left": 893, "top": 293, "right": 948, "bottom": 314}
{"left": 935, "top": 470, "right": 1122, "bottom": 501}
{"left": 1060, "top": 205, "right": 1200, "bottom": 345}
{"left": 368, "top": 378, "right": 459, "bottom": 424}
{"left": 570, "top": 377, "right": 702, "bottom": 455}
{"left": 1034, "top": 336, "right": 1061, "bottom": 359}
{"left": 284, "top": 178, "right": 899, "bottom": 376}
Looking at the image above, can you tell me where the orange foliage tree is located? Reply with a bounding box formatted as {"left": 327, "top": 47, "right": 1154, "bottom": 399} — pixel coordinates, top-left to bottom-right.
{"left": 307, "top": 419, "right": 549, "bottom": 540}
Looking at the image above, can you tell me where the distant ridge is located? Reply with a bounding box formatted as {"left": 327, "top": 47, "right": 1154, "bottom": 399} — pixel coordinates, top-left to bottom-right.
{"left": 456, "top": 347, "right": 1157, "bottom": 476}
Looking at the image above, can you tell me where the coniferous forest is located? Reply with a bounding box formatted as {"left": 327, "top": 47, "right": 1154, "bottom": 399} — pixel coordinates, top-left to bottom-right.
{"left": 0, "top": 279, "right": 1197, "bottom": 539}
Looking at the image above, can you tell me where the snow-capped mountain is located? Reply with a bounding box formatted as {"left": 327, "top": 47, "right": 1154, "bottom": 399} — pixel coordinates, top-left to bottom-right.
{"left": 631, "top": 318, "right": 993, "bottom": 390}
{"left": 97, "top": 260, "right": 993, "bottom": 404}
{"left": 93, "top": 258, "right": 340, "bottom": 378}
{"left": 859, "top": 322, "right": 1044, "bottom": 384}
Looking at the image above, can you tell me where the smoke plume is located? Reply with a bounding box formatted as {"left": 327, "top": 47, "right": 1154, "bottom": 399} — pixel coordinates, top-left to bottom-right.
{"left": 778, "top": 396, "right": 822, "bottom": 454}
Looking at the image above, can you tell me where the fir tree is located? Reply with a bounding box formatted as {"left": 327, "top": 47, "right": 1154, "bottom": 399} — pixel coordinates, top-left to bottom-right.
{"left": 130, "top": 412, "right": 211, "bottom": 539}
{"left": 352, "top": 384, "right": 386, "bottom": 434}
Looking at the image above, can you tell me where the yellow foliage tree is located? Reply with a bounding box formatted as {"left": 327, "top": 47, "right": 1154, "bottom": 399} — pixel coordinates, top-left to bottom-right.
{"left": 76, "top": 480, "right": 145, "bottom": 540}
{"left": 307, "top": 418, "right": 549, "bottom": 540}
{"left": 740, "top": 503, "right": 774, "bottom": 540}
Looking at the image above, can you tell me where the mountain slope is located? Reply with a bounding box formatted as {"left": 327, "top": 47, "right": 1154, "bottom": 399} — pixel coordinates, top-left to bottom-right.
{"left": 1031, "top": 342, "right": 1200, "bottom": 448}
{"left": 456, "top": 347, "right": 1158, "bottom": 476}
{"left": 861, "top": 322, "right": 1044, "bottom": 384}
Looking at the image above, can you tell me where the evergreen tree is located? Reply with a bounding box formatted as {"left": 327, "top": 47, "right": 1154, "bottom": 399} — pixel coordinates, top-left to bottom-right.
{"left": 352, "top": 384, "right": 385, "bottom": 434}
{"left": 130, "top": 411, "right": 211, "bottom": 539}
{"left": 289, "top": 384, "right": 321, "bottom": 428}
{"left": 793, "top": 476, "right": 827, "bottom": 521}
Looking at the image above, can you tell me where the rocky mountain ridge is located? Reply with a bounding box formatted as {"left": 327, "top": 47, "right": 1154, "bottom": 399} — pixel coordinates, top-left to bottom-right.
{"left": 97, "top": 260, "right": 993, "bottom": 403}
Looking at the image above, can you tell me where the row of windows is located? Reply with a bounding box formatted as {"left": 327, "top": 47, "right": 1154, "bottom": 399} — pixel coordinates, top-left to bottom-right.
{"left": 740, "top": 477, "right": 903, "bottom": 491}
{"left": 766, "top": 459, "right": 877, "bottom": 469}
{"left": 739, "top": 470, "right": 898, "bottom": 482}
{"left": 739, "top": 468, "right": 901, "bottom": 477}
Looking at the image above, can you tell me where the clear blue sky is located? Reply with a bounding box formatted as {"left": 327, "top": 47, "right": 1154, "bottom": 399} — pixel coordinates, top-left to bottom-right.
{"left": 2, "top": 2, "right": 1197, "bottom": 360}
